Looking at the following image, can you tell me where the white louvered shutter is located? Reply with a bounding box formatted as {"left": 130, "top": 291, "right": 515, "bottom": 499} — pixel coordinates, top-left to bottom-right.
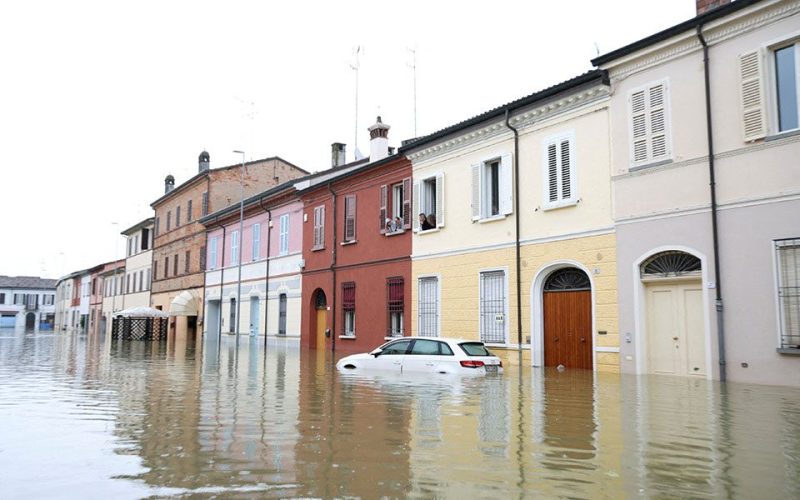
{"left": 435, "top": 173, "right": 444, "bottom": 227}
{"left": 630, "top": 90, "right": 648, "bottom": 164}
{"left": 499, "top": 152, "right": 513, "bottom": 215}
{"left": 379, "top": 185, "right": 387, "bottom": 233}
{"left": 559, "top": 139, "right": 572, "bottom": 200}
{"left": 649, "top": 83, "right": 668, "bottom": 160}
{"left": 630, "top": 82, "right": 670, "bottom": 166}
{"left": 739, "top": 50, "right": 766, "bottom": 141}
{"left": 547, "top": 142, "right": 559, "bottom": 202}
{"left": 471, "top": 163, "right": 481, "bottom": 221}
{"left": 412, "top": 181, "right": 420, "bottom": 232}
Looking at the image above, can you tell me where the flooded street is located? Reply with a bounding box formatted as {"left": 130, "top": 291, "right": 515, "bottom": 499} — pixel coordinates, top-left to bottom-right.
{"left": 1, "top": 330, "right": 799, "bottom": 499}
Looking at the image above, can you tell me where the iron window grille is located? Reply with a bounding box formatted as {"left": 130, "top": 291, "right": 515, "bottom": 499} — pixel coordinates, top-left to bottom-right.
{"left": 342, "top": 282, "right": 355, "bottom": 336}
{"left": 776, "top": 238, "right": 800, "bottom": 350}
{"left": 479, "top": 270, "right": 506, "bottom": 344}
{"left": 387, "top": 277, "right": 404, "bottom": 337}
{"left": 418, "top": 277, "right": 439, "bottom": 337}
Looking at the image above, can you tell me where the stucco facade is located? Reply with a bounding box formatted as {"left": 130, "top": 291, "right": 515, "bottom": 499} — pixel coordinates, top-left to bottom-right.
{"left": 405, "top": 72, "right": 619, "bottom": 370}
{"left": 202, "top": 186, "right": 304, "bottom": 340}
{"left": 121, "top": 218, "right": 154, "bottom": 312}
{"left": 0, "top": 276, "right": 57, "bottom": 331}
{"left": 596, "top": 0, "right": 800, "bottom": 385}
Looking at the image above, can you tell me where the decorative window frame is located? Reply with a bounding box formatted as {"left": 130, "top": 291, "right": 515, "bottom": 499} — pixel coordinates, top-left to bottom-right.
{"left": 540, "top": 130, "right": 578, "bottom": 210}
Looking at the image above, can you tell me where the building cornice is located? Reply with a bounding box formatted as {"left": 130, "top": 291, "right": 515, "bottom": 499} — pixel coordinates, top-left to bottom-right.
{"left": 407, "top": 85, "right": 610, "bottom": 164}
{"left": 606, "top": 0, "right": 799, "bottom": 80}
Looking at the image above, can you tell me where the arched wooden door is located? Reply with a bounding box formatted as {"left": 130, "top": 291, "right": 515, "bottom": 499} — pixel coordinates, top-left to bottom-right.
{"left": 313, "top": 290, "right": 327, "bottom": 350}
{"left": 543, "top": 268, "right": 592, "bottom": 369}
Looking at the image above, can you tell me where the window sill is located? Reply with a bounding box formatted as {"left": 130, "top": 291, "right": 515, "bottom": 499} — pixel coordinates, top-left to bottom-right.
{"left": 384, "top": 229, "right": 406, "bottom": 237}
{"left": 541, "top": 199, "right": 579, "bottom": 212}
{"left": 340, "top": 240, "right": 357, "bottom": 246}
{"left": 415, "top": 227, "right": 441, "bottom": 235}
{"left": 311, "top": 246, "right": 325, "bottom": 252}
{"left": 476, "top": 214, "right": 507, "bottom": 224}
{"left": 777, "top": 348, "right": 800, "bottom": 355}
{"left": 384, "top": 336, "right": 404, "bottom": 340}
{"left": 765, "top": 128, "right": 800, "bottom": 142}
{"left": 629, "top": 158, "right": 673, "bottom": 172}
{"left": 339, "top": 335, "right": 356, "bottom": 340}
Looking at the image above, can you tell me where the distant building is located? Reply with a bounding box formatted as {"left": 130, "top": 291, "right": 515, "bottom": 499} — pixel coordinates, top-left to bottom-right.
{"left": 150, "top": 151, "right": 308, "bottom": 341}
{"left": 0, "top": 276, "right": 57, "bottom": 331}
{"left": 121, "top": 218, "right": 154, "bottom": 310}
{"left": 100, "top": 259, "right": 126, "bottom": 335}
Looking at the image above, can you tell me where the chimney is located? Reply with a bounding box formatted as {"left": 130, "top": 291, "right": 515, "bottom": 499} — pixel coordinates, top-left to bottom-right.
{"left": 198, "top": 150, "right": 210, "bottom": 173}
{"left": 696, "top": 0, "right": 730, "bottom": 15}
{"left": 331, "top": 143, "right": 347, "bottom": 167}
{"left": 368, "top": 116, "right": 390, "bottom": 162}
{"left": 164, "top": 175, "right": 175, "bottom": 194}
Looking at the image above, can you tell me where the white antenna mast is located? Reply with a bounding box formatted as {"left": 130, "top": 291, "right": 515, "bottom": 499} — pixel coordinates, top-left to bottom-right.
{"left": 407, "top": 46, "right": 417, "bottom": 137}
{"left": 350, "top": 46, "right": 361, "bottom": 159}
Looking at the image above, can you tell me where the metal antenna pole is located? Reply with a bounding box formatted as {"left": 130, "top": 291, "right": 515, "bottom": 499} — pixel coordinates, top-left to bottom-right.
{"left": 350, "top": 46, "right": 361, "bottom": 158}
{"left": 407, "top": 46, "right": 417, "bottom": 137}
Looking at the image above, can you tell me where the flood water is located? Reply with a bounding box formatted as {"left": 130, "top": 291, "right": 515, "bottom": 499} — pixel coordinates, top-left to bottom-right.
{"left": 1, "top": 329, "right": 799, "bottom": 499}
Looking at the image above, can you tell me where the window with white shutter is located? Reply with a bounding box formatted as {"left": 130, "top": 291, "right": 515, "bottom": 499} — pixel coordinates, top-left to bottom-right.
{"left": 279, "top": 214, "right": 289, "bottom": 254}
{"left": 629, "top": 80, "right": 671, "bottom": 167}
{"left": 472, "top": 153, "right": 513, "bottom": 221}
{"left": 415, "top": 174, "right": 444, "bottom": 231}
{"left": 773, "top": 44, "right": 799, "bottom": 133}
{"left": 542, "top": 132, "right": 577, "bottom": 210}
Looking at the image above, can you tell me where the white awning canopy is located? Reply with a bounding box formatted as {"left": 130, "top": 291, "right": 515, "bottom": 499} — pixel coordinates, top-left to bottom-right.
{"left": 169, "top": 291, "right": 199, "bottom": 317}
{"left": 116, "top": 306, "right": 169, "bottom": 318}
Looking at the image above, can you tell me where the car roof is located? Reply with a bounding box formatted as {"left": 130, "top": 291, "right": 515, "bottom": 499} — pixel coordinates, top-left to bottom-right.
{"left": 388, "top": 337, "right": 481, "bottom": 344}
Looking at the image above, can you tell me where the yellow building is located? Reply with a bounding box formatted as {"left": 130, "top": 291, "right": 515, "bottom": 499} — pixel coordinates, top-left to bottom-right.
{"left": 403, "top": 71, "right": 619, "bottom": 372}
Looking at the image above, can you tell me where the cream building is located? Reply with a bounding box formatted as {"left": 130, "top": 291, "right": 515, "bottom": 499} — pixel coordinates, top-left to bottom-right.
{"left": 593, "top": 0, "right": 800, "bottom": 385}
{"left": 403, "top": 70, "right": 619, "bottom": 371}
{"left": 121, "top": 218, "right": 154, "bottom": 310}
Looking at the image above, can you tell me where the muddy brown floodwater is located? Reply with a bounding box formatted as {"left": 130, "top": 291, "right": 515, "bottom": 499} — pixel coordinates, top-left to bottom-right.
{"left": 1, "top": 329, "right": 799, "bottom": 498}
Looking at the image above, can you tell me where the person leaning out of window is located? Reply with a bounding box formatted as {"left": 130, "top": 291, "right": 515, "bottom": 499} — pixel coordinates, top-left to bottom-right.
{"left": 419, "top": 213, "right": 433, "bottom": 231}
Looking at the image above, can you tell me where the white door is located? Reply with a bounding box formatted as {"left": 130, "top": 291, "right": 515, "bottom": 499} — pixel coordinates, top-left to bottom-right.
{"left": 646, "top": 280, "right": 706, "bottom": 377}
{"left": 249, "top": 297, "right": 259, "bottom": 336}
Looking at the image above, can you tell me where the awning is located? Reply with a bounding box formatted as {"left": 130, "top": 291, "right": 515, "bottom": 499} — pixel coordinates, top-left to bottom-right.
{"left": 169, "top": 291, "right": 199, "bottom": 317}
{"left": 116, "top": 306, "right": 169, "bottom": 318}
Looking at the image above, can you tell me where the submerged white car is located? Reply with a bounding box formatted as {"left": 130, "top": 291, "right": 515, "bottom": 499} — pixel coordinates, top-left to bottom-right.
{"left": 336, "top": 337, "right": 503, "bottom": 376}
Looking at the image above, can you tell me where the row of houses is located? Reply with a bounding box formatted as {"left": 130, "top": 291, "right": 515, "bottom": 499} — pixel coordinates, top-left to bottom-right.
{"left": 55, "top": 0, "right": 800, "bottom": 386}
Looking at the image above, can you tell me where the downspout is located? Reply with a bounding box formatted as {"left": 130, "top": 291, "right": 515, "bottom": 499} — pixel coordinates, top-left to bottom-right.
{"left": 328, "top": 182, "right": 338, "bottom": 353}
{"left": 504, "top": 109, "right": 523, "bottom": 354}
{"left": 259, "top": 197, "right": 272, "bottom": 349}
{"left": 697, "top": 24, "right": 726, "bottom": 382}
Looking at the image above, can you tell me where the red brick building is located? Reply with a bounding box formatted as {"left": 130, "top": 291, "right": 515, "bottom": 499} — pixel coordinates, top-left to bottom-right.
{"left": 300, "top": 118, "right": 412, "bottom": 353}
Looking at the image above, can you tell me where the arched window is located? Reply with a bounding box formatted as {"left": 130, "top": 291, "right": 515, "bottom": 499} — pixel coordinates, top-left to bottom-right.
{"left": 314, "top": 289, "right": 327, "bottom": 310}
{"left": 641, "top": 251, "right": 701, "bottom": 278}
{"left": 544, "top": 268, "right": 591, "bottom": 291}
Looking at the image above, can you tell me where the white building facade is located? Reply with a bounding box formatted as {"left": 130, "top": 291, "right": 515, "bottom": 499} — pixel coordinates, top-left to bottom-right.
{"left": 0, "top": 276, "right": 57, "bottom": 331}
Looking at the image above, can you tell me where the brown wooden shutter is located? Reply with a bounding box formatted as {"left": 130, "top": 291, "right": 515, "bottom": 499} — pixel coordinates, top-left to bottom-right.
{"left": 402, "top": 177, "right": 411, "bottom": 228}
{"left": 344, "top": 195, "right": 356, "bottom": 241}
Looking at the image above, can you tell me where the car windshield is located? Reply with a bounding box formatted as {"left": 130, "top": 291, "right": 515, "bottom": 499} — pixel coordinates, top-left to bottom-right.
{"left": 459, "top": 342, "right": 493, "bottom": 356}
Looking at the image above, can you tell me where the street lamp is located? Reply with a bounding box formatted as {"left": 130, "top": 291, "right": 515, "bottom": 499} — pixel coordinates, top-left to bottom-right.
{"left": 233, "top": 150, "right": 246, "bottom": 342}
{"left": 110, "top": 222, "right": 120, "bottom": 336}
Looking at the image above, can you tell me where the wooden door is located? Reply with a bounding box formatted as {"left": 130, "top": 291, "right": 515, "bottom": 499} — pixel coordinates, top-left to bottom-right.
{"left": 543, "top": 290, "right": 592, "bottom": 369}
{"left": 315, "top": 308, "right": 327, "bottom": 350}
{"left": 646, "top": 281, "right": 706, "bottom": 377}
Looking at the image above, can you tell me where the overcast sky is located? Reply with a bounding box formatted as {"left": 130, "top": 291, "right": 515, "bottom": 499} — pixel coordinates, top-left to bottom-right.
{"left": 0, "top": 0, "right": 695, "bottom": 279}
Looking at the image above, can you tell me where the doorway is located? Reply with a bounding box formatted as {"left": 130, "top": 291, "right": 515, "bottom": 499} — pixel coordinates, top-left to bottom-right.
{"left": 278, "top": 293, "right": 287, "bottom": 336}
{"left": 543, "top": 268, "right": 592, "bottom": 369}
{"left": 313, "top": 289, "right": 327, "bottom": 350}
{"left": 206, "top": 300, "right": 220, "bottom": 338}
{"left": 250, "top": 296, "right": 260, "bottom": 336}
{"left": 229, "top": 298, "right": 236, "bottom": 334}
{"left": 25, "top": 313, "right": 36, "bottom": 331}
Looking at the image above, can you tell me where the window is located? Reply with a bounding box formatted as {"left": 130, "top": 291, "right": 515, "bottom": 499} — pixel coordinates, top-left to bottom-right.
{"left": 542, "top": 132, "right": 577, "bottom": 209}
{"left": 418, "top": 276, "right": 439, "bottom": 337}
{"left": 153, "top": 260, "right": 158, "bottom": 281}
{"left": 775, "top": 44, "right": 799, "bottom": 132}
{"left": 387, "top": 277, "right": 404, "bottom": 337}
{"left": 141, "top": 228, "right": 149, "bottom": 250}
{"left": 279, "top": 214, "right": 289, "bottom": 254}
{"left": 126, "top": 273, "right": 131, "bottom": 293}
{"left": 199, "top": 246, "right": 206, "bottom": 272}
{"left": 252, "top": 223, "right": 261, "bottom": 260}
{"left": 176, "top": 205, "right": 181, "bottom": 227}
{"left": 146, "top": 268, "right": 151, "bottom": 290}
{"left": 629, "top": 81, "right": 670, "bottom": 166}
{"left": 128, "top": 238, "right": 134, "bottom": 257}
{"left": 382, "top": 339, "right": 411, "bottom": 355}
{"left": 173, "top": 253, "right": 178, "bottom": 276}
{"left": 480, "top": 270, "right": 506, "bottom": 344}
{"left": 209, "top": 237, "right": 218, "bottom": 270}
{"left": 187, "top": 199, "right": 193, "bottom": 222}
{"left": 164, "top": 257, "right": 169, "bottom": 278}
{"left": 313, "top": 206, "right": 325, "bottom": 249}
{"left": 380, "top": 178, "right": 412, "bottom": 233}
{"left": 343, "top": 195, "right": 356, "bottom": 242}
{"left": 185, "top": 250, "right": 190, "bottom": 274}
{"left": 471, "top": 154, "right": 512, "bottom": 220}
{"left": 409, "top": 339, "right": 453, "bottom": 355}
{"left": 201, "top": 192, "right": 209, "bottom": 216}
{"left": 342, "top": 282, "right": 355, "bottom": 336}
{"left": 0, "top": 293, "right": 5, "bottom": 304}
{"left": 413, "top": 174, "right": 444, "bottom": 231}
{"left": 167, "top": 211, "right": 172, "bottom": 231}
{"left": 231, "top": 230, "right": 239, "bottom": 265}
{"left": 138, "top": 270, "right": 143, "bottom": 292}
{"left": 776, "top": 238, "right": 800, "bottom": 350}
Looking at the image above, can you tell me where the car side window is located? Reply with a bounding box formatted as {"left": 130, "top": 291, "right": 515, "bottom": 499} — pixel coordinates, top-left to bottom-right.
{"left": 410, "top": 339, "right": 454, "bottom": 356}
{"left": 382, "top": 340, "right": 411, "bottom": 355}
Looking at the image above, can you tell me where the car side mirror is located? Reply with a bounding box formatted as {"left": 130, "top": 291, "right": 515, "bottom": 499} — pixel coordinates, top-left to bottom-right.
{"left": 370, "top": 348, "right": 382, "bottom": 357}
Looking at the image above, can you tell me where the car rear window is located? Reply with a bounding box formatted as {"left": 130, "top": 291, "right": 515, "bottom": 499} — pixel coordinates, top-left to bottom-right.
{"left": 459, "top": 342, "right": 493, "bottom": 356}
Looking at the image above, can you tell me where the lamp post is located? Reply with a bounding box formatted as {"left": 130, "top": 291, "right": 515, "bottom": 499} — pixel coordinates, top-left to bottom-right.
{"left": 233, "top": 150, "right": 246, "bottom": 343}
{"left": 110, "top": 222, "right": 120, "bottom": 337}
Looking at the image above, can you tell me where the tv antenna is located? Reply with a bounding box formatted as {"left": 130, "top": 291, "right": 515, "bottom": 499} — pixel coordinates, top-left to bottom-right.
{"left": 350, "top": 46, "right": 362, "bottom": 159}
{"left": 407, "top": 46, "right": 417, "bottom": 137}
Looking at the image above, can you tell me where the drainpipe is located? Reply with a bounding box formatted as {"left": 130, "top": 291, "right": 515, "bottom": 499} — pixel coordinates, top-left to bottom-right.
{"left": 697, "top": 25, "right": 726, "bottom": 382}
{"left": 259, "top": 197, "right": 272, "bottom": 349}
{"left": 218, "top": 225, "right": 227, "bottom": 342}
{"left": 505, "top": 109, "right": 523, "bottom": 354}
{"left": 328, "top": 182, "right": 338, "bottom": 353}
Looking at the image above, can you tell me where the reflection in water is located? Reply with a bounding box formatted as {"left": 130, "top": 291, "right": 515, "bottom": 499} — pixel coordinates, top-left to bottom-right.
{"left": 0, "top": 328, "right": 798, "bottom": 498}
